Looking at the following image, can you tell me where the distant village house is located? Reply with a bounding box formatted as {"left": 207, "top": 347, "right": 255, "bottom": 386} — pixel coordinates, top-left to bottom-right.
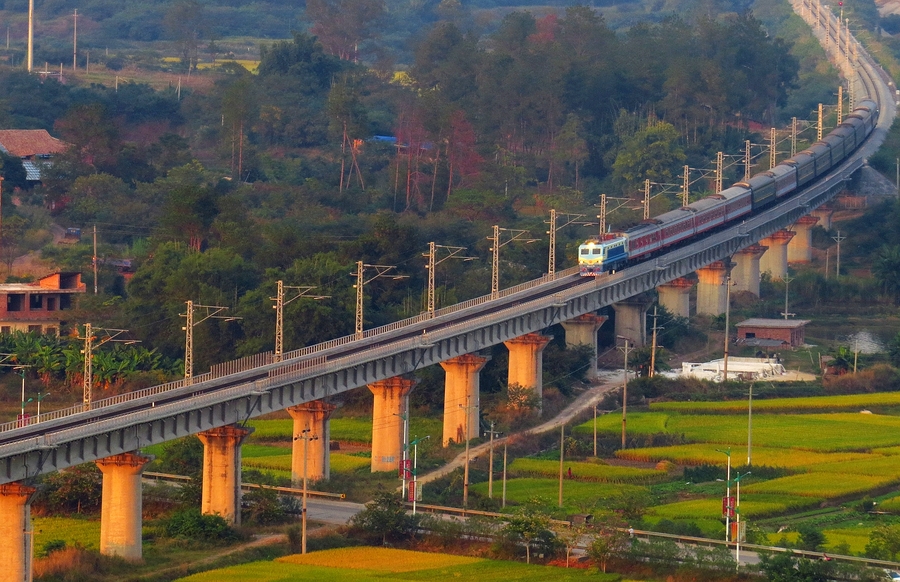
{"left": 0, "top": 272, "right": 86, "bottom": 336}
{"left": 0, "top": 129, "right": 69, "bottom": 182}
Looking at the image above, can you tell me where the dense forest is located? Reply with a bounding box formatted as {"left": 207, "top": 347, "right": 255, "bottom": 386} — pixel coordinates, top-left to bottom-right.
{"left": 0, "top": 0, "right": 873, "bottom": 393}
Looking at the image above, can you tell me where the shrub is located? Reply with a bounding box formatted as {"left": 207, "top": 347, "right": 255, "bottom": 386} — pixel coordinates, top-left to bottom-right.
{"left": 162, "top": 508, "right": 239, "bottom": 543}
{"left": 347, "top": 490, "right": 420, "bottom": 546}
{"left": 33, "top": 465, "right": 102, "bottom": 515}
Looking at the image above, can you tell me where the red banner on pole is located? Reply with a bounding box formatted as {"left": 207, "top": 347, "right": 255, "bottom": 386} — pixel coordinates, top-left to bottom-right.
{"left": 722, "top": 496, "right": 735, "bottom": 518}
{"left": 408, "top": 481, "right": 416, "bottom": 502}
{"left": 399, "top": 459, "right": 412, "bottom": 479}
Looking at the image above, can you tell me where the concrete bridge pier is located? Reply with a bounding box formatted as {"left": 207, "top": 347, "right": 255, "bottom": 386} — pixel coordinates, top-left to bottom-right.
{"left": 811, "top": 205, "right": 834, "bottom": 231}
{"left": 760, "top": 230, "right": 796, "bottom": 280}
{"left": 504, "top": 333, "right": 551, "bottom": 404}
{"left": 369, "top": 377, "right": 415, "bottom": 472}
{"left": 198, "top": 425, "right": 252, "bottom": 525}
{"left": 0, "top": 482, "right": 35, "bottom": 582}
{"left": 287, "top": 400, "right": 336, "bottom": 484}
{"left": 696, "top": 261, "right": 729, "bottom": 316}
{"left": 440, "top": 354, "right": 488, "bottom": 446}
{"left": 560, "top": 314, "right": 608, "bottom": 379}
{"left": 657, "top": 277, "right": 695, "bottom": 318}
{"left": 733, "top": 244, "right": 768, "bottom": 296}
{"left": 788, "top": 216, "right": 820, "bottom": 263}
{"left": 613, "top": 294, "right": 653, "bottom": 346}
{"left": 96, "top": 452, "right": 152, "bottom": 560}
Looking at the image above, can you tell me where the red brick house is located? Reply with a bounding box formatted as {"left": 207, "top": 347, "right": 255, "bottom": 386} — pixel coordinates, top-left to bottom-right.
{"left": 736, "top": 318, "right": 811, "bottom": 348}
{"left": 0, "top": 272, "right": 86, "bottom": 335}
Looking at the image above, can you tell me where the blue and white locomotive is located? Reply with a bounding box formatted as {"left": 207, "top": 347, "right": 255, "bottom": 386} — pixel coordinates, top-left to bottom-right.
{"left": 579, "top": 100, "right": 879, "bottom": 276}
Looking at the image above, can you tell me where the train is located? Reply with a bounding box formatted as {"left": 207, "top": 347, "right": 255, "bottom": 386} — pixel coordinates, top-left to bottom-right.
{"left": 578, "top": 99, "right": 879, "bottom": 275}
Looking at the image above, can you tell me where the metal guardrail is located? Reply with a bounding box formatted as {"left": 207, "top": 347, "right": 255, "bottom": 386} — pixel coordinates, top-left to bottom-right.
{"left": 407, "top": 502, "right": 900, "bottom": 571}
{"left": 143, "top": 471, "right": 346, "bottom": 500}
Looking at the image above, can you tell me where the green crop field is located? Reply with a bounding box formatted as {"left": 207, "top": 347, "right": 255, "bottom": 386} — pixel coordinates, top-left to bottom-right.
{"left": 650, "top": 393, "right": 900, "bottom": 414}
{"left": 33, "top": 517, "right": 101, "bottom": 552}
{"left": 509, "top": 458, "right": 666, "bottom": 483}
{"left": 744, "top": 473, "right": 899, "bottom": 498}
{"left": 175, "top": 547, "right": 620, "bottom": 581}
{"left": 648, "top": 494, "right": 820, "bottom": 521}
{"left": 243, "top": 452, "right": 369, "bottom": 474}
{"left": 794, "top": 454, "right": 900, "bottom": 476}
{"left": 247, "top": 417, "right": 443, "bottom": 444}
{"left": 469, "top": 477, "right": 647, "bottom": 514}
{"left": 584, "top": 411, "right": 900, "bottom": 452}
{"left": 617, "top": 444, "right": 874, "bottom": 468}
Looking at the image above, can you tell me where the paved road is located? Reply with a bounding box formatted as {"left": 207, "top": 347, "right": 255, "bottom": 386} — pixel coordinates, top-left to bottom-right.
{"left": 416, "top": 370, "right": 625, "bottom": 487}
{"left": 307, "top": 497, "right": 366, "bottom": 524}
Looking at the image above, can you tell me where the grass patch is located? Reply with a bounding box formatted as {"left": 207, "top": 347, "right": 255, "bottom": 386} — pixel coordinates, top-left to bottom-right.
{"left": 247, "top": 417, "right": 442, "bottom": 444}
{"left": 650, "top": 392, "right": 900, "bottom": 414}
{"left": 176, "top": 547, "right": 619, "bottom": 581}
{"left": 243, "top": 453, "right": 369, "bottom": 474}
{"left": 33, "top": 517, "right": 101, "bottom": 552}
{"left": 509, "top": 458, "right": 666, "bottom": 484}
{"left": 573, "top": 412, "right": 670, "bottom": 436}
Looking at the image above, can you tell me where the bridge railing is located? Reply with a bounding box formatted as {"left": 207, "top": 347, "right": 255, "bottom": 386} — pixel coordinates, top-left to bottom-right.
{"left": 0, "top": 265, "right": 580, "bottom": 434}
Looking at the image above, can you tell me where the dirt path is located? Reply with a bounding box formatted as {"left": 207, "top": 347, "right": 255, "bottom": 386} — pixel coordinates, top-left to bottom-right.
{"left": 136, "top": 533, "right": 287, "bottom": 580}
{"left": 416, "top": 370, "right": 625, "bottom": 486}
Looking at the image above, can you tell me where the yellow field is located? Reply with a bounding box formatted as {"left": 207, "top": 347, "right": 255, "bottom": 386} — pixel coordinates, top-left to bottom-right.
{"left": 650, "top": 392, "right": 900, "bottom": 413}
{"left": 616, "top": 444, "right": 874, "bottom": 468}
{"left": 744, "top": 472, "right": 899, "bottom": 498}
{"left": 279, "top": 547, "right": 480, "bottom": 571}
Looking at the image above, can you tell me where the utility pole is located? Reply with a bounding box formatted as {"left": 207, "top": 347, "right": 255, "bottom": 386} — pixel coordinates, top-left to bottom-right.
{"left": 502, "top": 441, "right": 508, "bottom": 508}
{"left": 832, "top": 230, "right": 845, "bottom": 278}
{"left": 769, "top": 128, "right": 776, "bottom": 169}
{"left": 838, "top": 85, "right": 843, "bottom": 125}
{"left": 271, "top": 281, "right": 327, "bottom": 361}
{"left": 782, "top": 273, "right": 795, "bottom": 320}
{"left": 791, "top": 117, "right": 798, "bottom": 157}
{"left": 181, "top": 302, "right": 238, "bottom": 383}
{"left": 618, "top": 338, "right": 634, "bottom": 449}
{"left": 649, "top": 306, "right": 661, "bottom": 379}
{"left": 817, "top": 103, "right": 824, "bottom": 141}
{"left": 593, "top": 404, "right": 598, "bottom": 457}
{"left": 545, "top": 209, "right": 586, "bottom": 276}
{"left": 558, "top": 424, "right": 565, "bottom": 508}
{"left": 598, "top": 193, "right": 607, "bottom": 236}
{"left": 724, "top": 263, "right": 733, "bottom": 382}
{"left": 643, "top": 179, "right": 651, "bottom": 220}
{"left": 27, "top": 0, "right": 33, "bottom": 72}
{"left": 73, "top": 9, "right": 77, "bottom": 71}
{"left": 683, "top": 165, "right": 690, "bottom": 207}
{"left": 424, "top": 242, "right": 471, "bottom": 317}
{"left": 352, "top": 262, "right": 405, "bottom": 338}
{"left": 744, "top": 141, "right": 751, "bottom": 181}
{"left": 93, "top": 225, "right": 98, "bottom": 294}
{"left": 460, "top": 392, "right": 477, "bottom": 508}
{"left": 486, "top": 423, "right": 501, "bottom": 498}
{"left": 487, "top": 226, "right": 536, "bottom": 299}
{"left": 295, "top": 427, "right": 318, "bottom": 554}
{"left": 79, "top": 324, "right": 135, "bottom": 410}
{"left": 715, "top": 151, "right": 723, "bottom": 193}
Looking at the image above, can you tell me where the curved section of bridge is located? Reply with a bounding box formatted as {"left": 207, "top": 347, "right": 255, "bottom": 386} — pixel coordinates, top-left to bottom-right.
{"left": 0, "top": 0, "right": 894, "bottom": 486}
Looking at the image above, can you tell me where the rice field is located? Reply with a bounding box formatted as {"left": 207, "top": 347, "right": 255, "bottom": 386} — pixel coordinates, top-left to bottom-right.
{"left": 794, "top": 454, "right": 900, "bottom": 477}
{"left": 743, "top": 473, "right": 899, "bottom": 498}
{"left": 247, "top": 417, "right": 443, "bottom": 444}
{"left": 617, "top": 444, "right": 875, "bottom": 468}
{"left": 176, "top": 547, "right": 620, "bottom": 581}
{"left": 469, "top": 477, "right": 646, "bottom": 514}
{"left": 650, "top": 392, "right": 900, "bottom": 414}
{"left": 648, "top": 494, "right": 821, "bottom": 520}
{"left": 243, "top": 452, "right": 369, "bottom": 474}
{"left": 584, "top": 411, "right": 900, "bottom": 452}
{"left": 509, "top": 458, "right": 667, "bottom": 483}
{"left": 32, "top": 517, "right": 101, "bottom": 552}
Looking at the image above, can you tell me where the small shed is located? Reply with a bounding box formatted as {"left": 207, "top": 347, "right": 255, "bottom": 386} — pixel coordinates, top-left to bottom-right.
{"left": 735, "top": 318, "right": 810, "bottom": 348}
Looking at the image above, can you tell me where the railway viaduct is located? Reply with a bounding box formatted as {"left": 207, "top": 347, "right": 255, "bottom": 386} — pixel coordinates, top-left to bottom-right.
{"left": 0, "top": 0, "right": 895, "bottom": 579}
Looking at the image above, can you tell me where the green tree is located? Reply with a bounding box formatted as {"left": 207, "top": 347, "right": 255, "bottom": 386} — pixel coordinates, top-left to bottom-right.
{"left": 865, "top": 523, "right": 900, "bottom": 560}
{"left": 500, "top": 506, "right": 555, "bottom": 564}
{"left": 348, "top": 490, "right": 420, "bottom": 546}
{"left": 34, "top": 464, "right": 102, "bottom": 515}
{"left": 587, "top": 519, "right": 630, "bottom": 573}
{"left": 164, "top": 0, "right": 206, "bottom": 70}
{"left": 873, "top": 245, "right": 900, "bottom": 303}
{"left": 612, "top": 121, "right": 686, "bottom": 192}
